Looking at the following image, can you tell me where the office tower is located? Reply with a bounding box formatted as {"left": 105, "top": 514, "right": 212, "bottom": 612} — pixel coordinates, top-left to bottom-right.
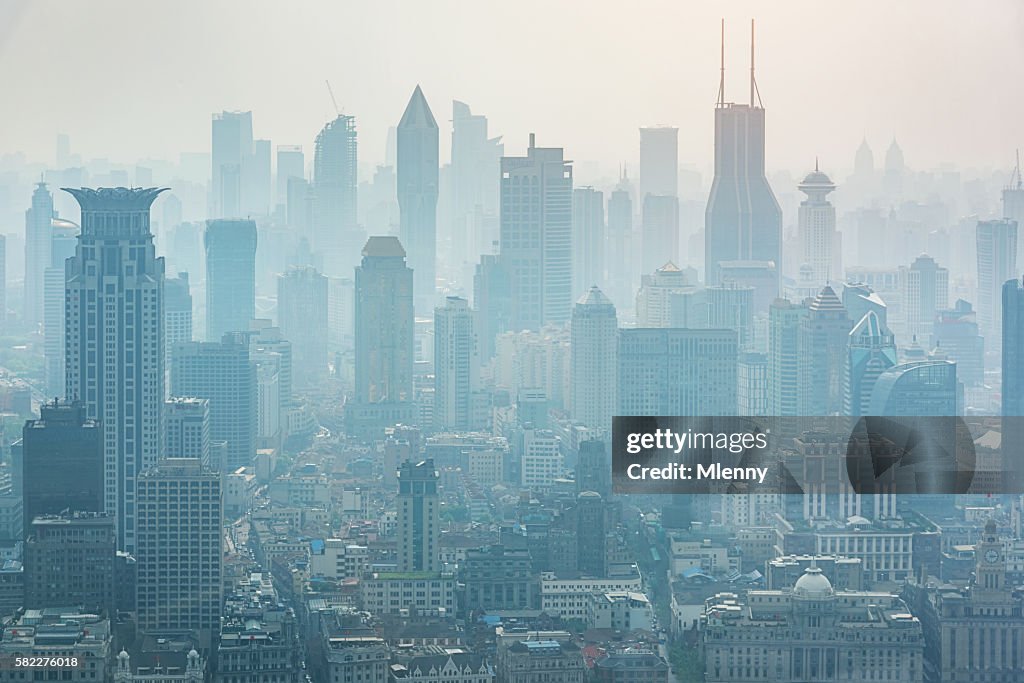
{"left": 901, "top": 254, "right": 948, "bottom": 341}
{"left": 638, "top": 126, "right": 679, "bottom": 201}
{"left": 708, "top": 284, "right": 755, "bottom": 351}
{"left": 635, "top": 262, "right": 705, "bottom": 328}
{"left": 396, "top": 458, "right": 439, "bottom": 572}
{"left": 797, "top": 162, "right": 840, "bottom": 288}
{"left": 21, "top": 400, "right": 102, "bottom": 533}
{"left": 43, "top": 218, "right": 77, "bottom": 396}
{"left": 883, "top": 138, "right": 905, "bottom": 199}
{"left": 313, "top": 114, "right": 361, "bottom": 276}
{"left": 797, "top": 286, "right": 851, "bottom": 415}
{"left": 976, "top": 219, "right": 1018, "bottom": 344}
{"left": 277, "top": 265, "right": 329, "bottom": 388}
{"left": 397, "top": 86, "right": 439, "bottom": 314}
{"left": 164, "top": 272, "right": 193, "bottom": 394}
{"left": 572, "top": 187, "right": 605, "bottom": 298}
{"left": 0, "top": 235, "right": 5, "bottom": 332}
{"left": 136, "top": 458, "right": 222, "bottom": 637}
{"left": 472, "top": 253, "right": 510, "bottom": 361}
{"left": 64, "top": 187, "right": 165, "bottom": 552}
{"left": 250, "top": 321, "right": 294, "bottom": 436}
{"left": 768, "top": 299, "right": 808, "bottom": 417}
{"left": 737, "top": 351, "right": 768, "bottom": 415}
{"left": 641, "top": 194, "right": 680, "bottom": 275}
{"left": 499, "top": 134, "right": 573, "bottom": 330}
{"left": 165, "top": 397, "right": 211, "bottom": 468}
{"left": 844, "top": 311, "right": 898, "bottom": 416}
{"left": 276, "top": 144, "right": 304, "bottom": 207}
{"left": 842, "top": 282, "right": 888, "bottom": 329}
{"left": 451, "top": 101, "right": 503, "bottom": 270}
{"left": 1004, "top": 153, "right": 1024, "bottom": 265}
{"left": 570, "top": 287, "right": 617, "bottom": 431}
{"left": 932, "top": 300, "right": 984, "bottom": 386}
{"left": 24, "top": 181, "right": 54, "bottom": 328}
{"left": 249, "top": 139, "right": 272, "bottom": 216}
{"left": 576, "top": 438, "right": 611, "bottom": 497}
{"left": 211, "top": 111, "right": 253, "bottom": 218}
{"left": 24, "top": 513, "right": 115, "bottom": 614}
{"left": 1003, "top": 277, "right": 1024, "bottom": 416}
{"left": 867, "top": 360, "right": 958, "bottom": 416}
{"left": 606, "top": 181, "right": 634, "bottom": 311}
{"left": 349, "top": 237, "right": 415, "bottom": 436}
{"left": 327, "top": 276, "right": 355, "bottom": 354}
{"left": 576, "top": 491, "right": 610, "bottom": 578}
{"left": 433, "top": 297, "right": 479, "bottom": 432}
{"left": 171, "top": 335, "right": 255, "bottom": 471}
{"left": 618, "top": 329, "right": 737, "bottom": 416}
{"left": 204, "top": 219, "right": 257, "bottom": 341}
{"left": 705, "top": 22, "right": 782, "bottom": 286}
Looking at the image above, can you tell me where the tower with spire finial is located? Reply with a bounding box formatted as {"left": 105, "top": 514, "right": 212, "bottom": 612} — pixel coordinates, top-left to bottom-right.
{"left": 397, "top": 85, "right": 439, "bottom": 314}
{"left": 1003, "top": 150, "right": 1024, "bottom": 265}
{"left": 705, "top": 19, "right": 782, "bottom": 298}
{"left": 797, "top": 161, "right": 840, "bottom": 289}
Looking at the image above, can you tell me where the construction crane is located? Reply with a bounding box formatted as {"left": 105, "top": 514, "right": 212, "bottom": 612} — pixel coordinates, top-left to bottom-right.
{"left": 325, "top": 80, "right": 340, "bottom": 116}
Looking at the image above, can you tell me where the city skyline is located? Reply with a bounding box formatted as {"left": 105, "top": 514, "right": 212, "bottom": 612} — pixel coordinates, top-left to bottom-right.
{"left": 1, "top": 1, "right": 1023, "bottom": 173}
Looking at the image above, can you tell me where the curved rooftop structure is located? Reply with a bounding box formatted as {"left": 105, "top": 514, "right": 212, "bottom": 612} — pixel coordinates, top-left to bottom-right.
{"left": 62, "top": 187, "right": 167, "bottom": 212}
{"left": 793, "top": 566, "right": 834, "bottom": 599}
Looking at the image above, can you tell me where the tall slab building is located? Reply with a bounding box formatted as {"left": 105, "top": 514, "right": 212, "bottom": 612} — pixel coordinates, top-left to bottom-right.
{"left": 313, "top": 114, "right": 361, "bottom": 277}
{"left": 64, "top": 187, "right": 166, "bottom": 552}
{"left": 397, "top": 86, "right": 439, "bottom": 314}
{"left": 205, "top": 219, "right": 257, "bottom": 341}
{"left": 704, "top": 21, "right": 782, "bottom": 289}
{"left": 499, "top": 134, "right": 573, "bottom": 331}
{"left": 24, "top": 181, "right": 54, "bottom": 329}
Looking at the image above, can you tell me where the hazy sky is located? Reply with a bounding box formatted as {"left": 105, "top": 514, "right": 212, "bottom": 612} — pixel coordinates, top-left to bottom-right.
{"left": 2, "top": 0, "right": 1023, "bottom": 176}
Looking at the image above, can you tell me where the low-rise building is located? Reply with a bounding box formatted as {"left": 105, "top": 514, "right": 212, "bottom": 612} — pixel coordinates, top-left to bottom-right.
{"left": 586, "top": 592, "right": 654, "bottom": 632}
{"left": 0, "top": 608, "right": 112, "bottom": 681}
{"left": 496, "top": 633, "right": 584, "bottom": 683}
{"left": 592, "top": 650, "right": 669, "bottom": 683}
{"left": 539, "top": 565, "right": 642, "bottom": 620}
{"left": 390, "top": 651, "right": 494, "bottom": 683}
{"left": 361, "top": 572, "right": 457, "bottom": 616}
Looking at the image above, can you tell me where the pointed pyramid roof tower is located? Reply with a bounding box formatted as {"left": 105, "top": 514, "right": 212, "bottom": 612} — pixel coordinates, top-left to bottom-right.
{"left": 399, "top": 85, "right": 437, "bottom": 129}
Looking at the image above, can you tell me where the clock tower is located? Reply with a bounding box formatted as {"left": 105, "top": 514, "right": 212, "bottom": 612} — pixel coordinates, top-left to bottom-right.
{"left": 973, "top": 518, "right": 1005, "bottom": 596}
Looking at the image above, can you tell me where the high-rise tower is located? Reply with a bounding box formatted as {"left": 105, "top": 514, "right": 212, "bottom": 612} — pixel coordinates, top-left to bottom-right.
{"left": 433, "top": 296, "right": 479, "bottom": 432}
{"left": 64, "top": 187, "right": 166, "bottom": 552}
{"left": 1003, "top": 151, "right": 1024, "bottom": 266}
{"left": 976, "top": 219, "right": 1017, "bottom": 347}
{"left": 499, "top": 135, "right": 573, "bottom": 330}
{"left": 704, "top": 20, "right": 782, "bottom": 289}
{"left": 204, "top": 219, "right": 257, "bottom": 341}
{"left": 570, "top": 287, "right": 617, "bottom": 432}
{"left": 25, "top": 182, "right": 54, "bottom": 329}
{"left": 313, "top": 114, "right": 361, "bottom": 276}
{"left": 797, "top": 162, "right": 840, "bottom": 289}
{"left": 397, "top": 86, "right": 439, "bottom": 314}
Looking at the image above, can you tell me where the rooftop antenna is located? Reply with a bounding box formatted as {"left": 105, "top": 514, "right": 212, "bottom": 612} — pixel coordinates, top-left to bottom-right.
{"left": 716, "top": 19, "right": 726, "bottom": 107}
{"left": 750, "top": 19, "right": 763, "bottom": 108}
{"left": 325, "top": 80, "right": 341, "bottom": 116}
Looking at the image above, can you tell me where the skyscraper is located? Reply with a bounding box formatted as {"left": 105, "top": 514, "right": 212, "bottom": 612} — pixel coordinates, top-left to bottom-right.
{"left": 397, "top": 85, "right": 439, "bottom": 314}
{"left": 570, "top": 287, "right": 617, "bottom": 431}
{"left": 618, "top": 328, "right": 737, "bottom": 416}
{"left": 975, "top": 219, "right": 1018, "bottom": 345}
{"left": 24, "top": 513, "right": 115, "bottom": 615}
{"left": 276, "top": 144, "right": 304, "bottom": 208}
{"left": 797, "top": 286, "right": 851, "bottom": 416}
{"left": 43, "top": 218, "right": 78, "bottom": 396}
{"left": 902, "top": 254, "right": 949, "bottom": 341}
{"left": 704, "top": 21, "right": 782, "bottom": 287}
{"left": 708, "top": 283, "right": 755, "bottom": 351}
{"left": 164, "top": 272, "right": 193, "bottom": 394}
{"left": 605, "top": 180, "right": 634, "bottom": 311}
{"left": 171, "top": 335, "right": 256, "bottom": 472}
{"left": 797, "top": 163, "right": 840, "bottom": 288}
{"left": 639, "top": 126, "right": 679, "bottom": 202}
{"left": 211, "top": 111, "right": 253, "bottom": 218}
{"left": 768, "top": 298, "right": 807, "bottom": 417}
{"left": 499, "top": 134, "right": 573, "bottom": 331}
{"left": 844, "top": 311, "right": 897, "bottom": 416}
{"left": 433, "top": 296, "right": 479, "bottom": 432}
{"left": 204, "top": 219, "right": 257, "bottom": 341}
{"left": 451, "top": 101, "right": 503, "bottom": 272}
{"left": 313, "top": 114, "right": 361, "bottom": 276}
{"left": 932, "top": 300, "right": 984, "bottom": 387}
{"left": 572, "top": 187, "right": 605, "bottom": 298}
{"left": 277, "top": 265, "right": 329, "bottom": 388}
{"left": 164, "top": 397, "right": 211, "bottom": 469}
{"left": 867, "top": 361, "right": 958, "bottom": 416}
{"left": 64, "top": 187, "right": 166, "bottom": 552}
{"left": 1002, "top": 277, "right": 1024, "bottom": 416}
{"left": 349, "top": 237, "right": 415, "bottom": 436}
{"left": 641, "top": 194, "right": 680, "bottom": 276}
{"left": 21, "top": 400, "right": 103, "bottom": 534}
{"left": 396, "top": 458, "right": 439, "bottom": 572}
{"left": 24, "top": 181, "right": 54, "bottom": 329}
{"left": 136, "top": 458, "right": 222, "bottom": 638}
{"left": 1003, "top": 153, "right": 1024, "bottom": 266}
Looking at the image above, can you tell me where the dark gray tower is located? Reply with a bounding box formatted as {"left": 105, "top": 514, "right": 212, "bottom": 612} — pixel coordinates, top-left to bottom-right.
{"left": 397, "top": 86, "right": 439, "bottom": 314}
{"left": 704, "top": 20, "right": 782, "bottom": 290}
